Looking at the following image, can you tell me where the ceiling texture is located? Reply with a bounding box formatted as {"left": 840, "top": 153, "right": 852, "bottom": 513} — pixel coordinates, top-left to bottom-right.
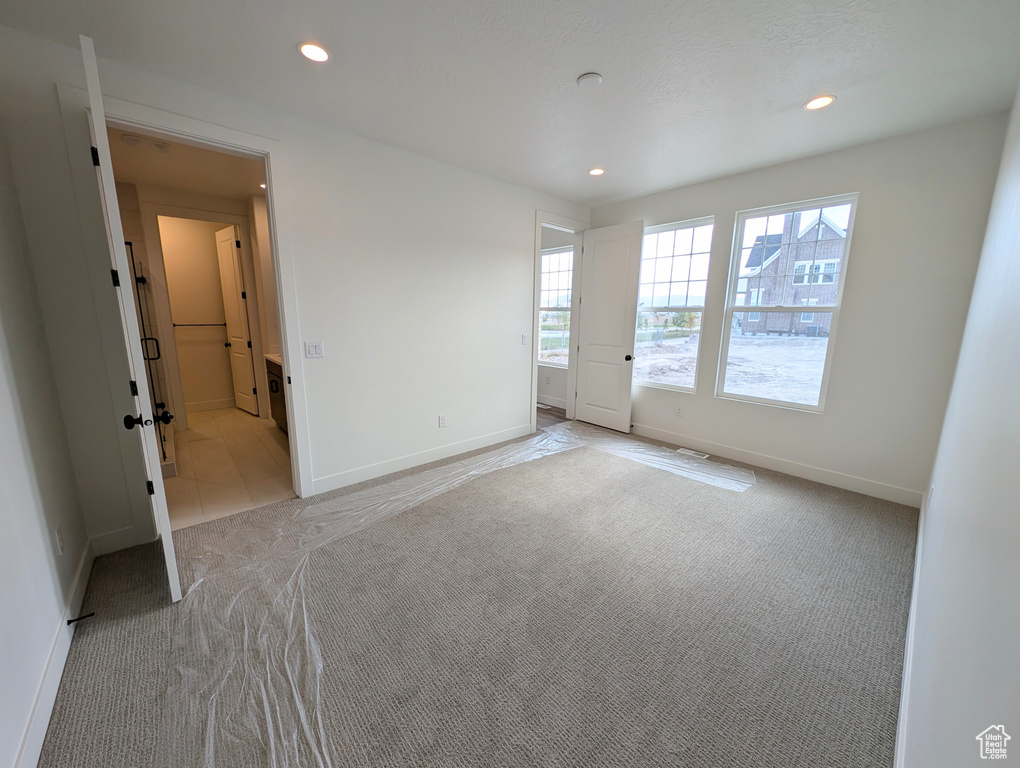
{"left": 108, "top": 127, "right": 267, "bottom": 201}
{"left": 1, "top": 0, "right": 1019, "bottom": 206}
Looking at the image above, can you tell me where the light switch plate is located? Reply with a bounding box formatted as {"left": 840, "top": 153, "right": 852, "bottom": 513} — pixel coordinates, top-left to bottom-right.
{"left": 304, "top": 341, "right": 325, "bottom": 358}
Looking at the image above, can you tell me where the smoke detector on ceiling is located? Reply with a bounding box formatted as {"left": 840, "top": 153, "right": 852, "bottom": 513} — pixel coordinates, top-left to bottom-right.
{"left": 577, "top": 72, "right": 603, "bottom": 90}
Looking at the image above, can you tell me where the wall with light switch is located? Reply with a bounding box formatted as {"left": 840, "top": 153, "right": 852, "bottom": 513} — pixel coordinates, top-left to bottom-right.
{"left": 0, "top": 25, "right": 588, "bottom": 524}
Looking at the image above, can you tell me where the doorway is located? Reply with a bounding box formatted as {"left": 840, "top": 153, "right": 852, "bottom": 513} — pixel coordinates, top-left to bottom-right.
{"left": 536, "top": 222, "right": 580, "bottom": 429}
{"left": 109, "top": 127, "right": 295, "bottom": 529}
{"left": 533, "top": 212, "right": 645, "bottom": 435}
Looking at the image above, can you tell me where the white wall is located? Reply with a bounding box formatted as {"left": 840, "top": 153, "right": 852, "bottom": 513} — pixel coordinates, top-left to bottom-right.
{"left": 157, "top": 216, "right": 235, "bottom": 412}
{"left": 537, "top": 363, "right": 568, "bottom": 409}
{"left": 0, "top": 122, "right": 91, "bottom": 768}
{"left": 896, "top": 85, "right": 1020, "bottom": 767}
{"left": 591, "top": 114, "right": 1007, "bottom": 504}
{"left": 0, "top": 24, "right": 588, "bottom": 531}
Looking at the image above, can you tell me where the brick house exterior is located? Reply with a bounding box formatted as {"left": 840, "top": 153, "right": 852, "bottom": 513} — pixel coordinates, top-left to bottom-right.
{"left": 735, "top": 211, "right": 845, "bottom": 337}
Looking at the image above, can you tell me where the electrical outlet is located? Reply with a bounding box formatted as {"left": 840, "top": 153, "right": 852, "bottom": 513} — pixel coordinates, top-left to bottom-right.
{"left": 304, "top": 341, "right": 325, "bottom": 358}
{"left": 522, "top": 333, "right": 528, "bottom": 345}
{"left": 675, "top": 406, "right": 684, "bottom": 417}
{"left": 545, "top": 376, "right": 551, "bottom": 385}
{"left": 54, "top": 525, "right": 65, "bottom": 556}
{"left": 438, "top": 414, "right": 447, "bottom": 428}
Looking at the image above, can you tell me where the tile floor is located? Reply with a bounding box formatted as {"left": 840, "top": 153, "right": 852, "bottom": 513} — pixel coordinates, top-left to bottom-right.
{"left": 164, "top": 407, "right": 296, "bottom": 530}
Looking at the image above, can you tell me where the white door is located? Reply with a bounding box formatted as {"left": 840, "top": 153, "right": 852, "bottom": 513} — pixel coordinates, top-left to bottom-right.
{"left": 80, "top": 36, "right": 182, "bottom": 601}
{"left": 574, "top": 221, "right": 644, "bottom": 433}
{"left": 215, "top": 226, "right": 259, "bottom": 415}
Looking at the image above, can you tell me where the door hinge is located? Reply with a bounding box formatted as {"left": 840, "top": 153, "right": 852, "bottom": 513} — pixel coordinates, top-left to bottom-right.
{"left": 129, "top": 380, "right": 138, "bottom": 396}
{"left": 91, "top": 146, "right": 100, "bottom": 166}
{"left": 247, "top": 340, "right": 252, "bottom": 349}
{"left": 241, "top": 291, "right": 246, "bottom": 299}
{"left": 111, "top": 269, "right": 120, "bottom": 287}
{"left": 146, "top": 480, "right": 155, "bottom": 496}
{"left": 287, "top": 376, "right": 291, "bottom": 384}
{"left": 235, "top": 239, "right": 241, "bottom": 249}
{"left": 252, "top": 387, "right": 257, "bottom": 395}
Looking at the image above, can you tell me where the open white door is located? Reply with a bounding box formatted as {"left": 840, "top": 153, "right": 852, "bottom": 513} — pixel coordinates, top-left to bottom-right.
{"left": 574, "top": 221, "right": 644, "bottom": 433}
{"left": 81, "top": 36, "right": 182, "bottom": 601}
{"left": 215, "top": 226, "right": 259, "bottom": 415}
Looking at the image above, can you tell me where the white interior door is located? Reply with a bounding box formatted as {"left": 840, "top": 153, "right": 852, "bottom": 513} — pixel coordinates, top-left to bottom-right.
{"left": 216, "top": 226, "right": 259, "bottom": 415}
{"left": 80, "top": 36, "right": 182, "bottom": 601}
{"left": 574, "top": 221, "right": 644, "bottom": 433}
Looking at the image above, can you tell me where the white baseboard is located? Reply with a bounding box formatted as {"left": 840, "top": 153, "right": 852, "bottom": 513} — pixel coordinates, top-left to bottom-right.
{"left": 631, "top": 422, "right": 923, "bottom": 507}
{"left": 311, "top": 424, "right": 534, "bottom": 496}
{"left": 537, "top": 394, "right": 567, "bottom": 409}
{"left": 186, "top": 398, "right": 235, "bottom": 412}
{"left": 89, "top": 525, "right": 145, "bottom": 556}
{"left": 15, "top": 540, "right": 94, "bottom": 768}
{"left": 893, "top": 486, "right": 929, "bottom": 767}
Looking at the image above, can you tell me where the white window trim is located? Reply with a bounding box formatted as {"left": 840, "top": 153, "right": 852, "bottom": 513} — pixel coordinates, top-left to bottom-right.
{"left": 538, "top": 246, "right": 575, "bottom": 367}
{"left": 635, "top": 216, "right": 714, "bottom": 394}
{"left": 716, "top": 193, "right": 858, "bottom": 412}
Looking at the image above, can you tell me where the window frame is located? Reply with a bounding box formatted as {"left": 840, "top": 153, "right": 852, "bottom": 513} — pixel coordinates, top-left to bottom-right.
{"left": 716, "top": 193, "right": 858, "bottom": 412}
{"left": 633, "top": 216, "right": 714, "bottom": 394}
{"left": 538, "top": 245, "right": 576, "bottom": 369}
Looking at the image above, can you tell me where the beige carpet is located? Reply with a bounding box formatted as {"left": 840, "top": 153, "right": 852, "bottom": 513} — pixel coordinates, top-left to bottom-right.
{"left": 39, "top": 445, "right": 917, "bottom": 767}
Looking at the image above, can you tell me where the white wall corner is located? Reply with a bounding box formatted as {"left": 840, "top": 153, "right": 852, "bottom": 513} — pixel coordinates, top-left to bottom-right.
{"left": 14, "top": 539, "right": 94, "bottom": 768}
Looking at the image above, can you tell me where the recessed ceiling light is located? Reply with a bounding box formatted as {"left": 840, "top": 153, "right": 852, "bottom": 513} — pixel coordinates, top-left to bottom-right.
{"left": 299, "top": 43, "right": 329, "bottom": 62}
{"left": 589, "top": 168, "right": 605, "bottom": 176}
{"left": 577, "top": 72, "right": 603, "bottom": 89}
{"left": 805, "top": 95, "right": 835, "bottom": 110}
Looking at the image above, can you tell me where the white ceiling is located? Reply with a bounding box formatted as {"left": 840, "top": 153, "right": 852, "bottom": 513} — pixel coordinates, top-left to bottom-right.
{"left": 108, "top": 127, "right": 266, "bottom": 200}
{"left": 2, "top": 0, "right": 1019, "bottom": 206}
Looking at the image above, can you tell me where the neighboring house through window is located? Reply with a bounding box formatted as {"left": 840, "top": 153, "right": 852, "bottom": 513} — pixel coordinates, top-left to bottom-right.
{"left": 718, "top": 195, "right": 857, "bottom": 409}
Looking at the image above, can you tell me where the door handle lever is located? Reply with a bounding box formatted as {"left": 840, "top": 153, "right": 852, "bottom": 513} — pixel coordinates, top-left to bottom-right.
{"left": 123, "top": 413, "right": 154, "bottom": 430}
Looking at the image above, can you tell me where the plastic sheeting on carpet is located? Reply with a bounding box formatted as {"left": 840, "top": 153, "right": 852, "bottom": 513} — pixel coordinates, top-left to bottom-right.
{"left": 161, "top": 421, "right": 755, "bottom": 767}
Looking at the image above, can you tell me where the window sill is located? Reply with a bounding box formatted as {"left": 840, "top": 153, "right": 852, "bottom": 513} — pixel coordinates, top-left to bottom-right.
{"left": 633, "top": 380, "right": 696, "bottom": 395}
{"left": 715, "top": 391, "right": 825, "bottom": 414}
{"left": 538, "top": 361, "right": 568, "bottom": 369}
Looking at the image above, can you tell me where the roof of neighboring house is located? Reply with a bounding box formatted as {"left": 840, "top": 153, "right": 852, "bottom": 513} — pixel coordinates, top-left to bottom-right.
{"left": 744, "top": 234, "right": 782, "bottom": 270}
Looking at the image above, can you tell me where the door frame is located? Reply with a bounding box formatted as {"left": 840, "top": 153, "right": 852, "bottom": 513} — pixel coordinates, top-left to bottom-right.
{"left": 137, "top": 199, "right": 267, "bottom": 427}
{"left": 532, "top": 211, "right": 587, "bottom": 431}
{"left": 56, "top": 85, "right": 313, "bottom": 498}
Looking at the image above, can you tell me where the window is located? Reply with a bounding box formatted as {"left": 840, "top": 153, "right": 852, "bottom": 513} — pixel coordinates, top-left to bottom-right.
{"left": 539, "top": 247, "right": 574, "bottom": 366}
{"left": 718, "top": 194, "right": 857, "bottom": 409}
{"left": 793, "top": 260, "right": 838, "bottom": 284}
{"left": 634, "top": 218, "right": 714, "bottom": 391}
{"left": 801, "top": 298, "right": 819, "bottom": 322}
